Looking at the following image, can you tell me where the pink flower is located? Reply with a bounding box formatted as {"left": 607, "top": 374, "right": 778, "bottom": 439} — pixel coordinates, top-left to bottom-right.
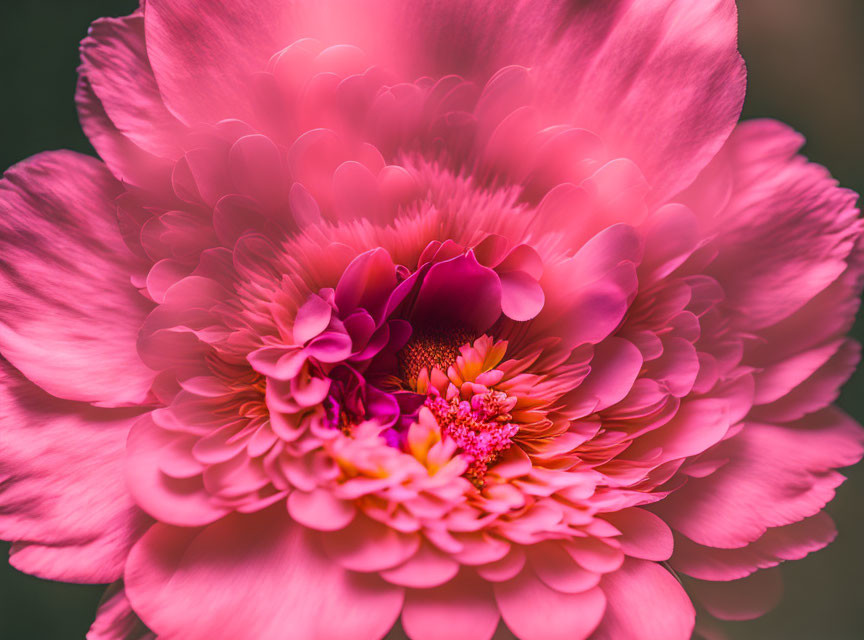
{"left": 1, "top": 1, "right": 861, "bottom": 639}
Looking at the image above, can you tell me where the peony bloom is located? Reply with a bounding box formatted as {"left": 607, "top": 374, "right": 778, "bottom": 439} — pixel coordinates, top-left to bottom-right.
{"left": 2, "top": 1, "right": 862, "bottom": 638}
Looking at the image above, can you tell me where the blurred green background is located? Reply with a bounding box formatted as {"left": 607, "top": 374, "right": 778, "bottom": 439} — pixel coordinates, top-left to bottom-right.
{"left": 0, "top": 0, "right": 862, "bottom": 638}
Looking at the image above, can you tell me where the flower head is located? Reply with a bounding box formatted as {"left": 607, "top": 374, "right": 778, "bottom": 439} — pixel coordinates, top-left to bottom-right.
{"left": 1, "top": 1, "right": 862, "bottom": 639}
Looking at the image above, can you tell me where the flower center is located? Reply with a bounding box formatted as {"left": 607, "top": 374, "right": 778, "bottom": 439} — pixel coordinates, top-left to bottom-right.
{"left": 398, "top": 327, "right": 475, "bottom": 389}
{"left": 426, "top": 391, "right": 518, "bottom": 487}
{"left": 397, "top": 332, "right": 520, "bottom": 486}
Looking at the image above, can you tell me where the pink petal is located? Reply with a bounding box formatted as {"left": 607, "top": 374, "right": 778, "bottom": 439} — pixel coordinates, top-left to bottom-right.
{"left": 287, "top": 487, "right": 356, "bottom": 531}
{"left": 144, "top": 0, "right": 292, "bottom": 126}
{"left": 600, "top": 509, "right": 674, "bottom": 562}
{"left": 750, "top": 339, "right": 860, "bottom": 424}
{"left": 146, "top": 259, "right": 192, "bottom": 304}
{"left": 537, "top": 256, "right": 637, "bottom": 350}
{"left": 625, "top": 398, "right": 735, "bottom": 465}
{"left": 562, "top": 537, "right": 624, "bottom": 574}
{"left": 592, "top": 559, "right": 695, "bottom": 640}
{"left": 671, "top": 512, "right": 836, "bottom": 581}
{"left": 333, "top": 160, "right": 382, "bottom": 222}
{"left": 87, "top": 582, "right": 155, "bottom": 640}
{"left": 692, "top": 120, "right": 861, "bottom": 330}
{"left": 526, "top": 543, "right": 601, "bottom": 594}
{"left": 639, "top": 204, "right": 701, "bottom": 283}
{"left": 289, "top": 182, "right": 322, "bottom": 227}
{"left": 402, "top": 570, "right": 500, "bottom": 640}
{"left": 542, "top": 0, "right": 745, "bottom": 204}
{"left": 0, "top": 360, "right": 148, "bottom": 583}
{"left": 305, "top": 331, "right": 354, "bottom": 363}
{"left": 125, "top": 509, "right": 404, "bottom": 639}
{"left": 653, "top": 410, "right": 864, "bottom": 548}
{"left": 499, "top": 271, "right": 545, "bottom": 322}
{"left": 229, "top": 134, "right": 285, "bottom": 211}
{"left": 79, "top": 14, "right": 184, "bottom": 160}
{"left": 76, "top": 77, "right": 172, "bottom": 192}
{"left": 125, "top": 414, "right": 230, "bottom": 527}
{"left": 381, "top": 541, "right": 460, "bottom": 589}
{"left": 753, "top": 339, "right": 847, "bottom": 406}
{"left": 476, "top": 549, "right": 526, "bottom": 582}
{"left": 0, "top": 152, "right": 155, "bottom": 405}
{"left": 323, "top": 514, "right": 421, "bottom": 571}
{"left": 494, "top": 569, "right": 606, "bottom": 640}
{"left": 686, "top": 568, "right": 783, "bottom": 621}
{"left": 566, "top": 338, "right": 642, "bottom": 412}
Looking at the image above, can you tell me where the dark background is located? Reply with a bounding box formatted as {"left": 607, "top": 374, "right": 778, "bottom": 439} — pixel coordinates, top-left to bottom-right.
{"left": 0, "top": 0, "right": 862, "bottom": 638}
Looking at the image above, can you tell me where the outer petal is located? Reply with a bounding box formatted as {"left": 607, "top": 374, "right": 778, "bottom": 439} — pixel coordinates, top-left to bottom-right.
{"left": 0, "top": 152, "right": 155, "bottom": 405}
{"left": 670, "top": 512, "right": 836, "bottom": 581}
{"left": 652, "top": 410, "right": 864, "bottom": 548}
{"left": 145, "top": 0, "right": 743, "bottom": 203}
{"left": 76, "top": 77, "right": 173, "bottom": 192}
{"left": 0, "top": 360, "right": 150, "bottom": 583}
{"left": 145, "top": 0, "right": 294, "bottom": 125}
{"left": 125, "top": 508, "right": 404, "bottom": 640}
{"left": 79, "top": 14, "right": 185, "bottom": 160}
{"left": 401, "top": 570, "right": 500, "bottom": 640}
{"left": 686, "top": 568, "right": 783, "bottom": 621}
{"left": 87, "top": 582, "right": 156, "bottom": 640}
{"left": 493, "top": 569, "right": 606, "bottom": 640}
{"left": 539, "top": 0, "right": 745, "bottom": 203}
{"left": 688, "top": 120, "right": 862, "bottom": 330}
{"left": 592, "top": 559, "right": 695, "bottom": 640}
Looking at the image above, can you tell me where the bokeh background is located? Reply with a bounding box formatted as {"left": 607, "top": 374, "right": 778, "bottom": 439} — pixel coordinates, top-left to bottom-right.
{"left": 0, "top": 0, "right": 862, "bottom": 638}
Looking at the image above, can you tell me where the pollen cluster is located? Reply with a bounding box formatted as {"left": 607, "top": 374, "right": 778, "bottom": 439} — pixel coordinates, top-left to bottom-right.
{"left": 425, "top": 390, "right": 519, "bottom": 486}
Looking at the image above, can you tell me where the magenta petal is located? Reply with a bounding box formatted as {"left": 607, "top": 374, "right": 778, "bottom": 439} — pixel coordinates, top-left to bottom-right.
{"left": 248, "top": 346, "right": 307, "bottom": 380}
{"left": 305, "top": 331, "right": 354, "bottom": 363}
{"left": 125, "top": 509, "right": 404, "bottom": 640}
{"left": 413, "top": 252, "right": 503, "bottom": 332}
{"left": 335, "top": 247, "right": 398, "bottom": 315}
